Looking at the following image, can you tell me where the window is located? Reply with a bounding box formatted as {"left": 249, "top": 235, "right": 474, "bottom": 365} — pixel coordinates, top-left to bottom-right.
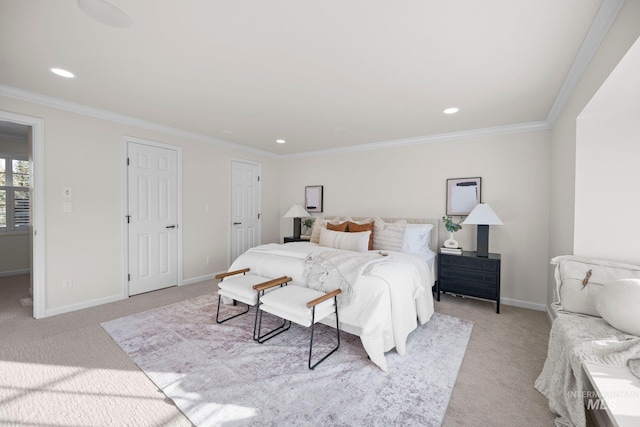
{"left": 0, "top": 154, "right": 30, "bottom": 233}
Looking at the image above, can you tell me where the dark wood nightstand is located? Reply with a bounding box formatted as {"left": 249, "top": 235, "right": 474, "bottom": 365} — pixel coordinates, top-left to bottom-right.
{"left": 437, "top": 251, "right": 501, "bottom": 313}
{"left": 283, "top": 236, "right": 310, "bottom": 243}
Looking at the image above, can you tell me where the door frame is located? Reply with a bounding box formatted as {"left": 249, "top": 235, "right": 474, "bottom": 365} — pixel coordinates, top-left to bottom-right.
{"left": 228, "top": 158, "right": 261, "bottom": 266}
{"left": 123, "top": 136, "right": 183, "bottom": 296}
{"left": 0, "top": 110, "right": 45, "bottom": 319}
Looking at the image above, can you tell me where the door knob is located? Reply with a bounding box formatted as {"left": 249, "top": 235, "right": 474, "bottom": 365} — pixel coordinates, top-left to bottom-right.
{"left": 166, "top": 225, "right": 176, "bottom": 229}
{"left": 233, "top": 222, "right": 242, "bottom": 225}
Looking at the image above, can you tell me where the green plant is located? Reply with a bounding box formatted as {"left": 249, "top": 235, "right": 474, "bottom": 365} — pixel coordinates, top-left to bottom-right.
{"left": 302, "top": 218, "right": 314, "bottom": 229}
{"left": 442, "top": 215, "right": 462, "bottom": 233}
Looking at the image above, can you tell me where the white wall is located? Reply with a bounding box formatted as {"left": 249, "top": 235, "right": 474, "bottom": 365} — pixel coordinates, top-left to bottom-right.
{"left": 0, "top": 96, "right": 281, "bottom": 316}
{"left": 0, "top": 234, "right": 30, "bottom": 274}
{"left": 546, "top": 1, "right": 640, "bottom": 307}
{"left": 575, "top": 36, "right": 640, "bottom": 264}
{"left": 280, "top": 130, "right": 551, "bottom": 309}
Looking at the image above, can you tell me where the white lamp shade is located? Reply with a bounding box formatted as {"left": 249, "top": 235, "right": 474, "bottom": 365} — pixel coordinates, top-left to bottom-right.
{"left": 462, "top": 203, "right": 503, "bottom": 225}
{"left": 284, "top": 204, "right": 311, "bottom": 218}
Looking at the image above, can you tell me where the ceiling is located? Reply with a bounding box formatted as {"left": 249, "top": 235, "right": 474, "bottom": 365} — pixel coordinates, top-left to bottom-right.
{"left": 0, "top": 1, "right": 617, "bottom": 156}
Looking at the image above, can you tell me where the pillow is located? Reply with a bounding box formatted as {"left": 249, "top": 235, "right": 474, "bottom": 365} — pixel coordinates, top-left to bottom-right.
{"left": 401, "top": 224, "right": 433, "bottom": 254}
{"left": 596, "top": 279, "right": 640, "bottom": 335}
{"left": 551, "top": 255, "right": 640, "bottom": 316}
{"left": 327, "top": 221, "right": 349, "bottom": 232}
{"left": 319, "top": 228, "right": 370, "bottom": 253}
{"left": 343, "top": 217, "right": 372, "bottom": 225}
{"left": 347, "top": 221, "right": 374, "bottom": 250}
{"left": 310, "top": 218, "right": 342, "bottom": 244}
{"left": 372, "top": 218, "right": 407, "bottom": 251}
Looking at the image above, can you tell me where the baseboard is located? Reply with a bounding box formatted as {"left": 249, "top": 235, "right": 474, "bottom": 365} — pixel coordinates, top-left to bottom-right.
{"left": 181, "top": 273, "right": 216, "bottom": 286}
{"left": 44, "top": 293, "right": 127, "bottom": 318}
{"left": 500, "top": 297, "right": 546, "bottom": 312}
{"left": 545, "top": 305, "right": 556, "bottom": 324}
{"left": 0, "top": 269, "right": 31, "bottom": 277}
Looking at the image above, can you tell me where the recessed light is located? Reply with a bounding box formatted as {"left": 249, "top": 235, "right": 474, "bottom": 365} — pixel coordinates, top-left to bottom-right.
{"left": 443, "top": 107, "right": 459, "bottom": 115}
{"left": 276, "top": 139, "right": 286, "bottom": 144}
{"left": 50, "top": 68, "right": 75, "bottom": 78}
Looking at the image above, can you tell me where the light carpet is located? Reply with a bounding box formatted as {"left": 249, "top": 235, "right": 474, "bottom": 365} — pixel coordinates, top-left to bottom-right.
{"left": 101, "top": 293, "right": 473, "bottom": 427}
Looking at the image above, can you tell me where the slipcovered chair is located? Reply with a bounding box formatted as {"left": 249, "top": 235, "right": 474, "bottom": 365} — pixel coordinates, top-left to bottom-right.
{"left": 257, "top": 285, "right": 341, "bottom": 369}
{"left": 215, "top": 268, "right": 291, "bottom": 340}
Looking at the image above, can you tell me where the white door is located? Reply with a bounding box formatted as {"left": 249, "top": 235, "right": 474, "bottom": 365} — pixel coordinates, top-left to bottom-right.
{"left": 128, "top": 142, "right": 179, "bottom": 295}
{"left": 230, "top": 160, "right": 260, "bottom": 264}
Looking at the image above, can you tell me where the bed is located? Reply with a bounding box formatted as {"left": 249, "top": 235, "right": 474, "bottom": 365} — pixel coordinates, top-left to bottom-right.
{"left": 224, "top": 217, "right": 439, "bottom": 371}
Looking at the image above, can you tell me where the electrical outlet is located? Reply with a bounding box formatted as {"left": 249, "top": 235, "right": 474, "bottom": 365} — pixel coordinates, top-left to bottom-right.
{"left": 63, "top": 187, "right": 72, "bottom": 198}
{"left": 206, "top": 256, "right": 212, "bottom": 265}
{"left": 63, "top": 201, "right": 72, "bottom": 212}
{"left": 62, "top": 279, "right": 73, "bottom": 290}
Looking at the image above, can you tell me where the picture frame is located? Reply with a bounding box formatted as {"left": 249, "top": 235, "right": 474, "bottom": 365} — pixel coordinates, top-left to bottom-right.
{"left": 305, "top": 185, "right": 323, "bottom": 213}
{"left": 446, "top": 177, "right": 481, "bottom": 216}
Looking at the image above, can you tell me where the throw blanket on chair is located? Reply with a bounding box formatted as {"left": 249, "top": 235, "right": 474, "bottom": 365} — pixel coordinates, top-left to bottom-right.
{"left": 304, "top": 250, "right": 388, "bottom": 304}
{"left": 535, "top": 314, "right": 640, "bottom": 427}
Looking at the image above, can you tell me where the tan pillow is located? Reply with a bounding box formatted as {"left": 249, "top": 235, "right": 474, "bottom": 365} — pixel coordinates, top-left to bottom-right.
{"left": 348, "top": 221, "right": 374, "bottom": 250}
{"left": 327, "top": 221, "right": 349, "bottom": 232}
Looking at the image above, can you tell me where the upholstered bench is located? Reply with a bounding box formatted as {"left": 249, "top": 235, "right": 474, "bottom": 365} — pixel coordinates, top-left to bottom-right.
{"left": 257, "top": 285, "right": 341, "bottom": 369}
{"left": 215, "top": 268, "right": 291, "bottom": 340}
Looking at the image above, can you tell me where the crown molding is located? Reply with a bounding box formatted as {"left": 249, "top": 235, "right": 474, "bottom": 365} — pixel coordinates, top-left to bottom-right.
{"left": 546, "top": 0, "right": 625, "bottom": 126}
{"left": 0, "top": 84, "right": 278, "bottom": 159}
{"left": 0, "top": 81, "right": 552, "bottom": 159}
{"left": 283, "top": 121, "right": 551, "bottom": 159}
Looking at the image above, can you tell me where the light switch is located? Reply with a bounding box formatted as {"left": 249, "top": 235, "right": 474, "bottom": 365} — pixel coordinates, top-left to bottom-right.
{"left": 63, "top": 187, "right": 72, "bottom": 198}
{"left": 63, "top": 201, "right": 72, "bottom": 212}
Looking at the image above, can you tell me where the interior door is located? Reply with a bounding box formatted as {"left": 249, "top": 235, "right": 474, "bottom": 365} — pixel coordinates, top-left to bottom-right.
{"left": 128, "top": 142, "right": 178, "bottom": 295}
{"left": 230, "top": 160, "right": 260, "bottom": 264}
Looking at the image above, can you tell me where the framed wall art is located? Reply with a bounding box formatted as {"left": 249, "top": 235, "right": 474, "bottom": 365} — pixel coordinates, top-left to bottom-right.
{"left": 446, "top": 177, "right": 481, "bottom": 216}
{"left": 305, "top": 185, "right": 323, "bottom": 213}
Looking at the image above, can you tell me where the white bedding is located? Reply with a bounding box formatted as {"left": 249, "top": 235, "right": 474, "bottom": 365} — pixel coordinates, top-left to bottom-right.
{"left": 227, "top": 242, "right": 435, "bottom": 371}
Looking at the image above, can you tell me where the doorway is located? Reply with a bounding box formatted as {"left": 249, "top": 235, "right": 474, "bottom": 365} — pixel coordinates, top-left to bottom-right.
{"left": 125, "top": 138, "right": 182, "bottom": 296}
{"left": 0, "top": 111, "right": 45, "bottom": 319}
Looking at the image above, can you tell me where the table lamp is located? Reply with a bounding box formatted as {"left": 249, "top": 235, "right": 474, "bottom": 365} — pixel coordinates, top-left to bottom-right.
{"left": 462, "top": 203, "right": 503, "bottom": 257}
{"left": 284, "top": 204, "right": 311, "bottom": 239}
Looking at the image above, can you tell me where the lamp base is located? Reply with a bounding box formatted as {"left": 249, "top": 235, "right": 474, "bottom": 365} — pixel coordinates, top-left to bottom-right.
{"left": 293, "top": 218, "right": 302, "bottom": 239}
{"left": 476, "top": 225, "right": 489, "bottom": 257}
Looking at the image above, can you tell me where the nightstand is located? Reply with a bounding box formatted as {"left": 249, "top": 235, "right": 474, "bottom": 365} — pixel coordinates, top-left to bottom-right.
{"left": 283, "top": 236, "right": 310, "bottom": 243}
{"left": 437, "top": 251, "right": 501, "bottom": 313}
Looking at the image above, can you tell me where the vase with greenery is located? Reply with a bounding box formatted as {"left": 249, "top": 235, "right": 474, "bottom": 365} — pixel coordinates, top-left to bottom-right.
{"left": 302, "top": 218, "right": 315, "bottom": 236}
{"left": 442, "top": 215, "right": 462, "bottom": 249}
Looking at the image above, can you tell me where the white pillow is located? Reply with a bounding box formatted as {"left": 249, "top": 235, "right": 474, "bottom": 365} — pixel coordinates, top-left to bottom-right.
{"left": 373, "top": 218, "right": 407, "bottom": 251}
{"left": 551, "top": 255, "right": 640, "bottom": 316}
{"left": 319, "top": 228, "right": 370, "bottom": 253}
{"left": 401, "top": 224, "right": 433, "bottom": 254}
{"left": 595, "top": 279, "right": 640, "bottom": 335}
{"left": 310, "top": 218, "right": 342, "bottom": 244}
{"left": 343, "top": 217, "right": 372, "bottom": 225}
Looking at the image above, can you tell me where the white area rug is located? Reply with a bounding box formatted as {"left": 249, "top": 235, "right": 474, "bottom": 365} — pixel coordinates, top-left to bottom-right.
{"left": 102, "top": 293, "right": 473, "bottom": 427}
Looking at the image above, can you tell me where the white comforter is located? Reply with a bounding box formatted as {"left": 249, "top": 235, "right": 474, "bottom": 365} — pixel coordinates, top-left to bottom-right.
{"left": 228, "top": 242, "right": 435, "bottom": 371}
